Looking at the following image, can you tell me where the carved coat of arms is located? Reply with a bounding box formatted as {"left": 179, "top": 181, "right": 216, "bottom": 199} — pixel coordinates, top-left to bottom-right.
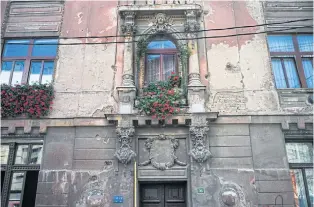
{"left": 139, "top": 134, "right": 186, "bottom": 170}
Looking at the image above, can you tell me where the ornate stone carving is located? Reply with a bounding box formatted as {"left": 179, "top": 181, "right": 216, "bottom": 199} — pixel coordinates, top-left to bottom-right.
{"left": 86, "top": 189, "right": 105, "bottom": 207}
{"left": 121, "top": 11, "right": 136, "bottom": 35}
{"left": 139, "top": 134, "right": 186, "bottom": 170}
{"left": 115, "top": 127, "right": 136, "bottom": 165}
{"left": 189, "top": 126, "right": 211, "bottom": 163}
{"left": 188, "top": 73, "right": 203, "bottom": 87}
{"left": 150, "top": 13, "right": 173, "bottom": 32}
{"left": 219, "top": 182, "right": 249, "bottom": 207}
{"left": 184, "top": 10, "right": 200, "bottom": 38}
{"left": 122, "top": 74, "right": 135, "bottom": 87}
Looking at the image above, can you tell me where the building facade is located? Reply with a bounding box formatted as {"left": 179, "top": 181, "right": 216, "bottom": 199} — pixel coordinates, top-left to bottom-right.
{"left": 0, "top": 1, "right": 313, "bottom": 207}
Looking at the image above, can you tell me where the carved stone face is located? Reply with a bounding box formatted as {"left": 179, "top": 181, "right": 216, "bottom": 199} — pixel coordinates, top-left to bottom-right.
{"left": 195, "top": 136, "right": 203, "bottom": 146}
{"left": 121, "top": 137, "right": 129, "bottom": 147}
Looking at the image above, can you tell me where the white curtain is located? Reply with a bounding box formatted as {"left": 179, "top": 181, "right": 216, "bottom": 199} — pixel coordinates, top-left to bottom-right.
{"left": 146, "top": 55, "right": 160, "bottom": 84}
{"left": 284, "top": 58, "right": 300, "bottom": 88}
{"left": 162, "top": 54, "right": 176, "bottom": 80}
{"left": 271, "top": 58, "right": 287, "bottom": 88}
{"left": 302, "top": 58, "right": 313, "bottom": 88}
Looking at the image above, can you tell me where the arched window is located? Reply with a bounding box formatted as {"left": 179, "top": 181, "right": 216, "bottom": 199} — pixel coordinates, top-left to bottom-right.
{"left": 145, "top": 38, "right": 178, "bottom": 84}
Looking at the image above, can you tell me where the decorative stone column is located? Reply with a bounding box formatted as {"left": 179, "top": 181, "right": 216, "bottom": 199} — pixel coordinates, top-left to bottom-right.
{"left": 117, "top": 11, "right": 137, "bottom": 114}
{"left": 185, "top": 10, "right": 206, "bottom": 113}
{"left": 189, "top": 114, "right": 211, "bottom": 163}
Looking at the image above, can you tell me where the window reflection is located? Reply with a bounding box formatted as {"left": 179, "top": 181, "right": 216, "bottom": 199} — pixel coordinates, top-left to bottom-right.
{"left": 291, "top": 170, "right": 308, "bottom": 207}
{"left": 30, "top": 145, "right": 43, "bottom": 165}
{"left": 1, "top": 145, "right": 9, "bottom": 165}
{"left": 8, "top": 172, "right": 24, "bottom": 207}
{"left": 15, "top": 145, "right": 28, "bottom": 165}
{"left": 11, "top": 61, "right": 25, "bottom": 85}
{"left": 286, "top": 143, "right": 313, "bottom": 163}
{"left": 305, "top": 169, "right": 313, "bottom": 205}
{"left": 28, "top": 61, "right": 42, "bottom": 84}
{"left": 1, "top": 61, "right": 13, "bottom": 85}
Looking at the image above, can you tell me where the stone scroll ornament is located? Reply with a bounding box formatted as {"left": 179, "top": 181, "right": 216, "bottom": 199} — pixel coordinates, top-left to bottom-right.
{"left": 189, "top": 126, "right": 212, "bottom": 163}
{"left": 139, "top": 134, "right": 186, "bottom": 170}
{"left": 114, "top": 127, "right": 136, "bottom": 165}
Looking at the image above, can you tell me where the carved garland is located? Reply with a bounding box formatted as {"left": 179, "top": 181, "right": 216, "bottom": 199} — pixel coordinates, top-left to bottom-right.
{"left": 114, "top": 127, "right": 136, "bottom": 165}
{"left": 139, "top": 134, "right": 186, "bottom": 170}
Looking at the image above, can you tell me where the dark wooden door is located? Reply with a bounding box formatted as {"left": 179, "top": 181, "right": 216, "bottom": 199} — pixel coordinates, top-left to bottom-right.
{"left": 140, "top": 183, "right": 186, "bottom": 207}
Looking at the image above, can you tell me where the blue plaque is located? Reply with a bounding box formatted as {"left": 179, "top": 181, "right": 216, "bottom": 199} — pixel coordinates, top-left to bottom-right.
{"left": 113, "top": 196, "right": 123, "bottom": 203}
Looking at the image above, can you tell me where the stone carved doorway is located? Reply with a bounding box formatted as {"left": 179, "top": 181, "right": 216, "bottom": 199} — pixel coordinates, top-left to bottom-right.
{"left": 140, "top": 182, "right": 186, "bottom": 207}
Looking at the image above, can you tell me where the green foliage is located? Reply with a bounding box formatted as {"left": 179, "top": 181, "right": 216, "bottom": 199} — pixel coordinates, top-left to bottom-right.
{"left": 1, "top": 83, "right": 54, "bottom": 118}
{"left": 135, "top": 73, "right": 183, "bottom": 120}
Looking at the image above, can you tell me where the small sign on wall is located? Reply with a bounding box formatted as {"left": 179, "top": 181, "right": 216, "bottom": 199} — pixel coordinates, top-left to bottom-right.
{"left": 113, "top": 196, "right": 123, "bottom": 203}
{"left": 197, "top": 188, "right": 205, "bottom": 194}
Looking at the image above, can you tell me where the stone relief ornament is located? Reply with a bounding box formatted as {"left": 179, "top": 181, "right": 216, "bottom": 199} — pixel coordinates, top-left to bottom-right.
{"left": 114, "top": 127, "right": 136, "bottom": 165}
{"left": 150, "top": 13, "right": 173, "bottom": 32}
{"left": 219, "top": 182, "right": 249, "bottom": 207}
{"left": 121, "top": 11, "right": 136, "bottom": 35}
{"left": 184, "top": 10, "right": 201, "bottom": 38}
{"left": 76, "top": 178, "right": 108, "bottom": 207}
{"left": 139, "top": 134, "right": 186, "bottom": 170}
{"left": 189, "top": 126, "right": 212, "bottom": 163}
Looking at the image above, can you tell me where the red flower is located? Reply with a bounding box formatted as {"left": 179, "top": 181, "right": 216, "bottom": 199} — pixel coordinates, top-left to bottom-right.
{"left": 171, "top": 72, "right": 175, "bottom": 75}
{"left": 152, "top": 115, "right": 157, "bottom": 119}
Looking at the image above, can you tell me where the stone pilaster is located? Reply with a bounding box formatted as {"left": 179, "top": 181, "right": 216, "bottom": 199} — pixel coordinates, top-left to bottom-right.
{"left": 117, "top": 11, "right": 137, "bottom": 114}
{"left": 185, "top": 10, "right": 206, "bottom": 112}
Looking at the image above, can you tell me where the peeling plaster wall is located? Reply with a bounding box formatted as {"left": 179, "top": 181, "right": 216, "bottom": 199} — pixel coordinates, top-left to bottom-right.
{"left": 50, "top": 1, "right": 120, "bottom": 118}
{"left": 204, "top": 1, "right": 283, "bottom": 115}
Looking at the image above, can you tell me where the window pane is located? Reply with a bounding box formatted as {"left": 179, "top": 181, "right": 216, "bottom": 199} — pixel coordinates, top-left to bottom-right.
{"left": 28, "top": 61, "right": 42, "bottom": 85}
{"left": 3, "top": 40, "right": 30, "bottom": 57}
{"left": 11, "top": 61, "right": 25, "bottom": 85}
{"left": 15, "top": 145, "right": 29, "bottom": 164}
{"left": 283, "top": 58, "right": 300, "bottom": 88}
{"left": 41, "top": 61, "right": 54, "bottom": 84}
{"left": 267, "top": 35, "right": 294, "bottom": 52}
{"left": 297, "top": 35, "right": 313, "bottom": 52}
{"left": 32, "top": 39, "right": 58, "bottom": 57}
{"left": 291, "top": 169, "right": 308, "bottom": 207}
{"left": 146, "top": 55, "right": 161, "bottom": 84}
{"left": 8, "top": 172, "right": 24, "bottom": 207}
{"left": 1, "top": 145, "right": 9, "bottom": 164}
{"left": 147, "top": 40, "right": 176, "bottom": 49}
{"left": 163, "top": 54, "right": 176, "bottom": 80}
{"left": 305, "top": 169, "right": 313, "bottom": 205}
{"left": 271, "top": 58, "right": 287, "bottom": 88}
{"left": 30, "top": 145, "right": 43, "bottom": 165}
{"left": 1, "top": 61, "right": 13, "bottom": 84}
{"left": 302, "top": 58, "right": 313, "bottom": 88}
{"left": 286, "top": 143, "right": 313, "bottom": 163}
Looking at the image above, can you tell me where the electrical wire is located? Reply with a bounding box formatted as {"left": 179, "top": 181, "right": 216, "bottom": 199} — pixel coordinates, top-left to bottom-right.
{"left": 15, "top": 17, "right": 313, "bottom": 40}
{"left": 3, "top": 25, "right": 313, "bottom": 46}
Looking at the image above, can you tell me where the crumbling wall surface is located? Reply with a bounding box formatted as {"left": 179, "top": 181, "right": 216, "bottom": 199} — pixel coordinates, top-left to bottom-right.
{"left": 204, "top": 1, "right": 281, "bottom": 115}
{"left": 51, "top": 1, "right": 120, "bottom": 118}
{"left": 36, "top": 126, "right": 133, "bottom": 207}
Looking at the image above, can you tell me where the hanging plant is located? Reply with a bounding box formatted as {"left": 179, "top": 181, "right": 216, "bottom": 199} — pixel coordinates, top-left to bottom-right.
{"left": 1, "top": 83, "right": 54, "bottom": 118}
{"left": 135, "top": 73, "right": 184, "bottom": 120}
